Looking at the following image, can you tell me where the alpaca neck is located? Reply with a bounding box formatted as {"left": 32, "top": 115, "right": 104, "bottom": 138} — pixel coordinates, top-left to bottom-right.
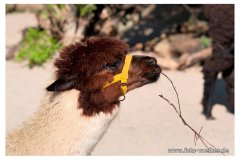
{"left": 6, "top": 89, "right": 119, "bottom": 155}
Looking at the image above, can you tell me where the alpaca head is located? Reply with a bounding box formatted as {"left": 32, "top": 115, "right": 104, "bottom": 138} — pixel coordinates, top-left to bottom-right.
{"left": 47, "top": 37, "right": 161, "bottom": 116}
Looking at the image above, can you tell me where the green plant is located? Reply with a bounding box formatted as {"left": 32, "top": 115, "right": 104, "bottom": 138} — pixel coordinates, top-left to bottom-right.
{"left": 200, "top": 35, "right": 212, "bottom": 48}
{"left": 15, "top": 27, "right": 61, "bottom": 67}
{"left": 46, "top": 4, "right": 65, "bottom": 10}
{"left": 77, "top": 4, "right": 97, "bottom": 16}
{"left": 38, "top": 4, "right": 65, "bottom": 19}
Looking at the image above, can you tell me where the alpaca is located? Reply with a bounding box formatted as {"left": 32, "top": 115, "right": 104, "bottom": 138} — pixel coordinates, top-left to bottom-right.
{"left": 202, "top": 4, "right": 234, "bottom": 119}
{"left": 6, "top": 37, "right": 161, "bottom": 155}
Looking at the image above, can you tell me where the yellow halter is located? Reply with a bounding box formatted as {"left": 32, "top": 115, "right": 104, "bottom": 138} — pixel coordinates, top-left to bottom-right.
{"left": 103, "top": 54, "right": 133, "bottom": 95}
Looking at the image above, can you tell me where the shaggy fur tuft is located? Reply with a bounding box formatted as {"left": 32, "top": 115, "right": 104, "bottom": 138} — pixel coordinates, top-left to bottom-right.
{"left": 55, "top": 37, "right": 129, "bottom": 78}
{"left": 47, "top": 37, "right": 129, "bottom": 116}
{"left": 202, "top": 5, "right": 234, "bottom": 119}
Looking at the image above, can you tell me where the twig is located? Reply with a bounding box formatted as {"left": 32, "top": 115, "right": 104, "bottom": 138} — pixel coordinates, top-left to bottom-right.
{"left": 160, "top": 72, "right": 182, "bottom": 115}
{"left": 178, "top": 47, "right": 212, "bottom": 70}
{"left": 159, "top": 72, "right": 223, "bottom": 155}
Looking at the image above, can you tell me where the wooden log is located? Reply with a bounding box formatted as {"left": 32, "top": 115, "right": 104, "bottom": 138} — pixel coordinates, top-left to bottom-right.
{"left": 178, "top": 47, "right": 212, "bottom": 70}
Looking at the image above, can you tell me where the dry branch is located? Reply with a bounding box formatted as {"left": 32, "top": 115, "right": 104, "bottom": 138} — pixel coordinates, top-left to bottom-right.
{"left": 178, "top": 47, "right": 212, "bottom": 70}
{"left": 159, "top": 72, "right": 223, "bottom": 155}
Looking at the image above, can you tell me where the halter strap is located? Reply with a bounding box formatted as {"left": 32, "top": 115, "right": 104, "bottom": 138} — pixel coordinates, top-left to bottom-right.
{"left": 103, "top": 54, "right": 132, "bottom": 95}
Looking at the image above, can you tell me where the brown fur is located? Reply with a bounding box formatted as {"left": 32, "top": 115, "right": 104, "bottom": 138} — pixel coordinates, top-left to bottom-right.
{"left": 47, "top": 37, "right": 161, "bottom": 116}
{"left": 202, "top": 5, "right": 234, "bottom": 119}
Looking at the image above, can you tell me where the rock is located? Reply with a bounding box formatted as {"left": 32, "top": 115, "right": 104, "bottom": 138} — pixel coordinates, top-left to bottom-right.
{"left": 100, "top": 8, "right": 110, "bottom": 20}
{"left": 118, "top": 20, "right": 134, "bottom": 35}
{"left": 100, "top": 19, "right": 118, "bottom": 35}
{"left": 160, "top": 33, "right": 167, "bottom": 39}
{"left": 168, "top": 34, "right": 202, "bottom": 55}
{"left": 144, "top": 37, "right": 160, "bottom": 52}
{"left": 153, "top": 39, "right": 172, "bottom": 58}
{"left": 153, "top": 34, "right": 205, "bottom": 70}
{"left": 131, "top": 13, "right": 140, "bottom": 23}
{"left": 181, "top": 20, "right": 209, "bottom": 34}
{"left": 144, "top": 28, "right": 154, "bottom": 36}
{"left": 141, "top": 4, "right": 156, "bottom": 18}
{"left": 133, "top": 43, "right": 144, "bottom": 50}
{"left": 131, "top": 50, "right": 179, "bottom": 70}
{"left": 178, "top": 47, "right": 212, "bottom": 70}
{"left": 156, "top": 57, "right": 179, "bottom": 70}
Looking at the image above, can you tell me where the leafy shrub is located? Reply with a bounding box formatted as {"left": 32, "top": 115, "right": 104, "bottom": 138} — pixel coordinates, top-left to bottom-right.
{"left": 40, "top": 4, "right": 97, "bottom": 18}
{"left": 15, "top": 27, "right": 61, "bottom": 67}
{"left": 200, "top": 35, "right": 212, "bottom": 48}
{"left": 77, "top": 4, "right": 97, "bottom": 16}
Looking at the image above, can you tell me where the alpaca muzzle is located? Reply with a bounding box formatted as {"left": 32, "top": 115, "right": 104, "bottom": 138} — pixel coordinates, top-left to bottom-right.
{"left": 103, "top": 54, "right": 132, "bottom": 95}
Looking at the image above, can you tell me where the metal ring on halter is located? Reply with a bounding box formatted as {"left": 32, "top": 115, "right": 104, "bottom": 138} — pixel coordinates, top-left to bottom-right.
{"left": 119, "top": 95, "right": 126, "bottom": 101}
{"left": 121, "top": 83, "right": 127, "bottom": 86}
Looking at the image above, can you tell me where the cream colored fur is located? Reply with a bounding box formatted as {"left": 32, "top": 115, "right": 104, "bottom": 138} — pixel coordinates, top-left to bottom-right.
{"left": 6, "top": 89, "right": 119, "bottom": 155}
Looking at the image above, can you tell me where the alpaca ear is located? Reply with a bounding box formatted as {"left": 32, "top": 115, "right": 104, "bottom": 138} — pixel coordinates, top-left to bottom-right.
{"left": 46, "top": 78, "right": 75, "bottom": 92}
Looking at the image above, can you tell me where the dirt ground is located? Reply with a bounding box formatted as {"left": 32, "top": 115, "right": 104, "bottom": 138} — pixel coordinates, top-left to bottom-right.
{"left": 6, "top": 12, "right": 234, "bottom": 156}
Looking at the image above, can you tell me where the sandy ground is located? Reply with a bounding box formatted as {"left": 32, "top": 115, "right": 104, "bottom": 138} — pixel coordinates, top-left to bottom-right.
{"left": 6, "top": 12, "right": 37, "bottom": 58}
{"left": 6, "top": 12, "right": 234, "bottom": 156}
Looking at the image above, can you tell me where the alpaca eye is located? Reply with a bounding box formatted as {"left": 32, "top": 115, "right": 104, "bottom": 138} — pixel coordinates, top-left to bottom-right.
{"left": 106, "top": 60, "right": 121, "bottom": 70}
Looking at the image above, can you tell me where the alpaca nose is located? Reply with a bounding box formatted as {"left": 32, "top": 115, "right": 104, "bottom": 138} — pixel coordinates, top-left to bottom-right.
{"left": 143, "top": 56, "right": 157, "bottom": 65}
